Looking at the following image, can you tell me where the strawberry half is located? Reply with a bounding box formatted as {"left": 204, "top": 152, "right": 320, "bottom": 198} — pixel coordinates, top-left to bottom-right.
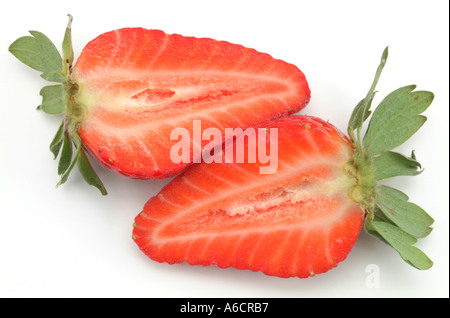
{"left": 133, "top": 116, "right": 363, "bottom": 278}
{"left": 133, "top": 48, "right": 435, "bottom": 278}
{"left": 9, "top": 15, "right": 310, "bottom": 194}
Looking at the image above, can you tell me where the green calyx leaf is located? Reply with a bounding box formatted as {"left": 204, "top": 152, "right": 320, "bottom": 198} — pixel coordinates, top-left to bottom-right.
{"left": 58, "top": 131, "right": 74, "bottom": 176}
{"left": 77, "top": 146, "right": 108, "bottom": 196}
{"left": 373, "top": 150, "right": 422, "bottom": 180}
{"left": 56, "top": 131, "right": 107, "bottom": 195}
{"left": 62, "top": 14, "right": 74, "bottom": 75}
{"left": 363, "top": 85, "right": 434, "bottom": 155}
{"left": 348, "top": 46, "right": 388, "bottom": 143}
{"left": 348, "top": 95, "right": 374, "bottom": 139}
{"left": 50, "top": 121, "right": 65, "bottom": 159}
{"left": 54, "top": 127, "right": 107, "bottom": 195}
{"left": 56, "top": 131, "right": 80, "bottom": 188}
{"left": 8, "top": 30, "right": 65, "bottom": 83}
{"left": 40, "top": 84, "right": 66, "bottom": 114}
{"left": 365, "top": 218, "right": 433, "bottom": 270}
{"left": 346, "top": 46, "right": 434, "bottom": 270}
{"left": 9, "top": 15, "right": 107, "bottom": 195}
{"left": 375, "top": 185, "right": 434, "bottom": 238}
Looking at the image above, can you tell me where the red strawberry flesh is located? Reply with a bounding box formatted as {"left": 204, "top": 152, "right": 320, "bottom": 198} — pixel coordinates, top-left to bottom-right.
{"left": 72, "top": 28, "right": 310, "bottom": 179}
{"left": 132, "top": 116, "right": 364, "bottom": 278}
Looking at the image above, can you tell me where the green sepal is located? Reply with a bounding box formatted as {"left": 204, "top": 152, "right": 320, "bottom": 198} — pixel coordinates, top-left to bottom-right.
{"left": 58, "top": 132, "right": 73, "bottom": 176}
{"left": 77, "top": 147, "right": 108, "bottom": 195}
{"left": 372, "top": 150, "right": 422, "bottom": 180}
{"left": 41, "top": 71, "right": 66, "bottom": 83}
{"left": 56, "top": 142, "right": 80, "bottom": 188}
{"left": 56, "top": 124, "right": 82, "bottom": 188}
{"left": 363, "top": 85, "right": 434, "bottom": 155}
{"left": 39, "top": 84, "right": 66, "bottom": 114}
{"left": 347, "top": 95, "right": 374, "bottom": 138}
{"left": 348, "top": 46, "right": 388, "bottom": 143}
{"left": 8, "top": 30, "right": 65, "bottom": 83}
{"left": 50, "top": 121, "right": 65, "bottom": 159}
{"left": 62, "top": 14, "right": 74, "bottom": 75}
{"left": 365, "top": 218, "right": 433, "bottom": 270}
{"left": 364, "top": 214, "right": 388, "bottom": 243}
{"left": 375, "top": 185, "right": 434, "bottom": 238}
{"left": 55, "top": 129, "right": 108, "bottom": 195}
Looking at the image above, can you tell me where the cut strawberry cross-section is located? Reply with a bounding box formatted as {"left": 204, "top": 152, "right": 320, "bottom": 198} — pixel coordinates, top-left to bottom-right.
{"left": 133, "top": 47, "right": 434, "bottom": 278}
{"left": 133, "top": 116, "right": 364, "bottom": 278}
{"left": 9, "top": 16, "right": 310, "bottom": 194}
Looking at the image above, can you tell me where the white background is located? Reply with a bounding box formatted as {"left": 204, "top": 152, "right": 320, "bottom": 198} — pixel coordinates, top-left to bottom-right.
{"left": 0, "top": 0, "right": 448, "bottom": 298}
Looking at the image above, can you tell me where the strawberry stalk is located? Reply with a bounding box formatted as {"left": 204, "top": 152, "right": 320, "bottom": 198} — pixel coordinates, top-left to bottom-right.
{"left": 346, "top": 47, "right": 434, "bottom": 269}
{"left": 9, "top": 15, "right": 107, "bottom": 195}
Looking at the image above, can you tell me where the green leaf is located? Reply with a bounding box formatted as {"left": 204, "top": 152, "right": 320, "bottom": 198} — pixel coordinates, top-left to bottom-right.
{"left": 348, "top": 46, "right": 388, "bottom": 143}
{"left": 42, "top": 71, "right": 66, "bottom": 83}
{"left": 50, "top": 121, "right": 65, "bottom": 159}
{"left": 58, "top": 132, "right": 73, "bottom": 176}
{"left": 347, "top": 95, "right": 373, "bottom": 138}
{"left": 56, "top": 129, "right": 108, "bottom": 195}
{"left": 363, "top": 85, "right": 434, "bottom": 155}
{"left": 373, "top": 150, "right": 422, "bottom": 180}
{"left": 77, "top": 148, "right": 108, "bottom": 195}
{"left": 366, "top": 219, "right": 433, "bottom": 270}
{"left": 8, "top": 30, "right": 65, "bottom": 83}
{"left": 364, "top": 215, "right": 388, "bottom": 243}
{"left": 375, "top": 185, "right": 434, "bottom": 238}
{"left": 62, "top": 14, "right": 74, "bottom": 73}
{"left": 39, "top": 85, "right": 67, "bottom": 114}
{"left": 56, "top": 142, "right": 80, "bottom": 188}
{"left": 56, "top": 127, "right": 83, "bottom": 187}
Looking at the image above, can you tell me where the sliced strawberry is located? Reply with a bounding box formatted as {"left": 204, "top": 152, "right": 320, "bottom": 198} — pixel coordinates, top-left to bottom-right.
{"left": 72, "top": 28, "right": 310, "bottom": 179}
{"left": 10, "top": 18, "right": 434, "bottom": 276}
{"left": 132, "top": 47, "right": 435, "bottom": 278}
{"left": 9, "top": 16, "right": 310, "bottom": 193}
{"left": 132, "top": 116, "right": 364, "bottom": 278}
